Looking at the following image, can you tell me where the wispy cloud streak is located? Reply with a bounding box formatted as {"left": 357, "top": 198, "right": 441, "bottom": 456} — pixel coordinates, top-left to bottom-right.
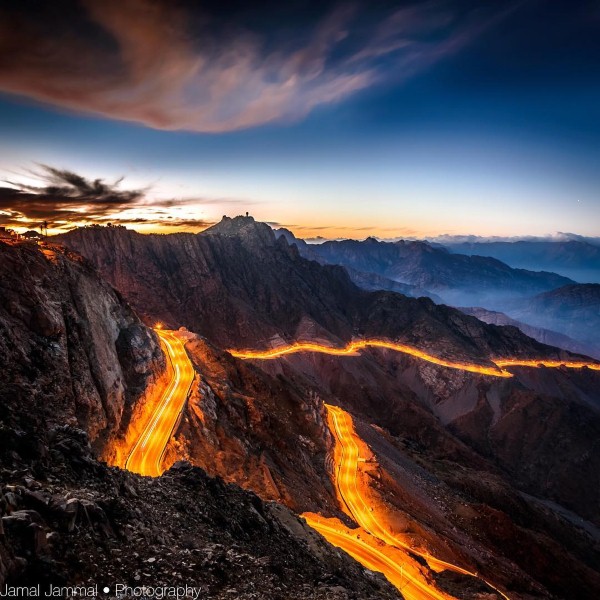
{"left": 0, "top": 0, "right": 512, "bottom": 132}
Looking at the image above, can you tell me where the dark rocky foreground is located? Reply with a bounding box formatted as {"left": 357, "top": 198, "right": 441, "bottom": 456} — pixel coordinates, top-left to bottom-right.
{"left": 0, "top": 427, "right": 401, "bottom": 599}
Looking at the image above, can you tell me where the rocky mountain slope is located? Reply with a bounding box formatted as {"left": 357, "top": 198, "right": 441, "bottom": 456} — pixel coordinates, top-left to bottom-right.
{"left": 0, "top": 239, "right": 401, "bottom": 599}
{"left": 162, "top": 332, "right": 337, "bottom": 514}
{"left": 55, "top": 219, "right": 600, "bottom": 597}
{"left": 165, "top": 327, "right": 600, "bottom": 597}
{"left": 276, "top": 233, "right": 573, "bottom": 307}
{"left": 248, "top": 339, "right": 600, "bottom": 598}
{"left": 56, "top": 218, "right": 575, "bottom": 367}
{"left": 57, "top": 220, "right": 357, "bottom": 348}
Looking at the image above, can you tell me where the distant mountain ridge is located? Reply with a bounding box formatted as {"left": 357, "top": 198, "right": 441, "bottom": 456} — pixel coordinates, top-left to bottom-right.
{"left": 504, "top": 283, "right": 600, "bottom": 346}
{"left": 276, "top": 230, "right": 573, "bottom": 307}
{"left": 276, "top": 227, "right": 441, "bottom": 301}
{"left": 442, "top": 239, "right": 600, "bottom": 283}
{"left": 459, "top": 306, "right": 600, "bottom": 359}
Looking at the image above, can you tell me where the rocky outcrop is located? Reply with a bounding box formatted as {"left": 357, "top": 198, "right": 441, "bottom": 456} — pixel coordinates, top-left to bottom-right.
{"left": 0, "top": 240, "right": 165, "bottom": 454}
{"left": 56, "top": 220, "right": 358, "bottom": 348}
{"left": 163, "top": 334, "right": 336, "bottom": 514}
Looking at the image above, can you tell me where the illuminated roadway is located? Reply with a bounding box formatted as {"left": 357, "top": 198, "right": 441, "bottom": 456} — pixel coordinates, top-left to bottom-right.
{"left": 125, "top": 329, "right": 195, "bottom": 477}
{"left": 230, "top": 339, "right": 600, "bottom": 378}
{"left": 303, "top": 515, "right": 417, "bottom": 595}
{"left": 307, "top": 405, "right": 461, "bottom": 600}
{"left": 303, "top": 404, "right": 510, "bottom": 600}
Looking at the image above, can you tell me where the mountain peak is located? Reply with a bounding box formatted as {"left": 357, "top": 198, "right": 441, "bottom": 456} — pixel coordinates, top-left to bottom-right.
{"left": 201, "top": 214, "right": 275, "bottom": 247}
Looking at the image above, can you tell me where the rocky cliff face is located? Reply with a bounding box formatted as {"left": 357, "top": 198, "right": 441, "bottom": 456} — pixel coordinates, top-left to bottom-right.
{"left": 56, "top": 220, "right": 357, "bottom": 348}
{"left": 162, "top": 333, "right": 336, "bottom": 514}
{"left": 0, "top": 239, "right": 164, "bottom": 452}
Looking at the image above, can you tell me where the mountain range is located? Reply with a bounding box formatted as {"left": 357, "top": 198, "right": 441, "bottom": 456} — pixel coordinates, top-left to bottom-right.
{"left": 56, "top": 218, "right": 572, "bottom": 364}
{"left": 458, "top": 306, "right": 600, "bottom": 359}
{"left": 504, "top": 283, "right": 600, "bottom": 347}
{"left": 276, "top": 229, "right": 574, "bottom": 308}
{"left": 277, "top": 228, "right": 600, "bottom": 356}
{"left": 1, "top": 217, "right": 599, "bottom": 598}
{"left": 442, "top": 239, "right": 600, "bottom": 283}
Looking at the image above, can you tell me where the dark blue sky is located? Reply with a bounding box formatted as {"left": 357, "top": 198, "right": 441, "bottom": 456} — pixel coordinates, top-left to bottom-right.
{"left": 0, "top": 0, "right": 598, "bottom": 237}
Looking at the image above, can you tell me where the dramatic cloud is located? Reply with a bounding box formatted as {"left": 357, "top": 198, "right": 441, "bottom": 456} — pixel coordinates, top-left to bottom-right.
{"left": 0, "top": 166, "right": 145, "bottom": 226}
{"left": 0, "top": 0, "right": 511, "bottom": 132}
{"left": 0, "top": 165, "right": 217, "bottom": 231}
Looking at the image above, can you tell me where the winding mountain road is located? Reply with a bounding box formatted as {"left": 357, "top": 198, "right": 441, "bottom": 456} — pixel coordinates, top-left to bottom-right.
{"left": 304, "top": 404, "right": 510, "bottom": 600}
{"left": 230, "top": 338, "right": 600, "bottom": 377}
{"left": 303, "top": 515, "right": 416, "bottom": 596}
{"left": 125, "top": 329, "right": 195, "bottom": 477}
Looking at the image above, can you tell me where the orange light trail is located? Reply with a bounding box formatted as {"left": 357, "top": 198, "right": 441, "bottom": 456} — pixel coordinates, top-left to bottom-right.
{"left": 303, "top": 514, "right": 447, "bottom": 600}
{"left": 229, "top": 339, "right": 600, "bottom": 378}
{"left": 302, "top": 405, "right": 510, "bottom": 600}
{"left": 494, "top": 358, "right": 600, "bottom": 371}
{"left": 125, "top": 329, "right": 195, "bottom": 477}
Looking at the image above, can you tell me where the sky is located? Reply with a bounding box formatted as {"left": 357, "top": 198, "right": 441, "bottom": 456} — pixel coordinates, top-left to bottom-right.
{"left": 0, "top": 0, "right": 599, "bottom": 238}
